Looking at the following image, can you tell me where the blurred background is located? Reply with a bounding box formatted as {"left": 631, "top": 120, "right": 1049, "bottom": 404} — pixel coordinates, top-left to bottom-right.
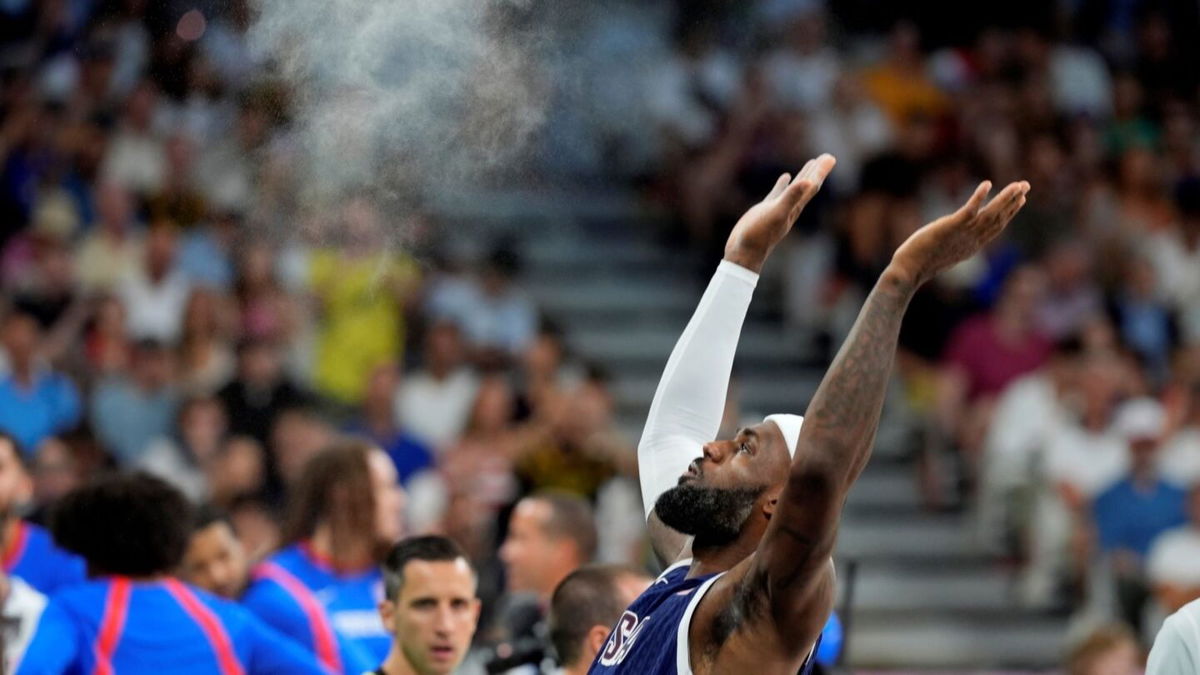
{"left": 2, "top": 0, "right": 1200, "bottom": 671}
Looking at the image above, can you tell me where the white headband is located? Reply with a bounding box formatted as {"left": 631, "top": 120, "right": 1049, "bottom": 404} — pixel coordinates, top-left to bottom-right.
{"left": 764, "top": 414, "right": 804, "bottom": 458}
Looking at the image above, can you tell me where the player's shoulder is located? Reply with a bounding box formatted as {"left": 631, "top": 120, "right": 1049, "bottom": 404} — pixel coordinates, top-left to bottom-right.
{"left": 243, "top": 568, "right": 310, "bottom": 614}
{"left": 652, "top": 559, "right": 693, "bottom": 586}
{"left": 1164, "top": 599, "right": 1200, "bottom": 641}
{"left": 1151, "top": 599, "right": 1200, "bottom": 671}
{"left": 265, "top": 545, "right": 311, "bottom": 575}
{"left": 185, "top": 584, "right": 263, "bottom": 635}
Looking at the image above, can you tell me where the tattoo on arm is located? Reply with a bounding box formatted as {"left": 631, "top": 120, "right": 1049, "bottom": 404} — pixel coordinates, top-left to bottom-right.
{"left": 799, "top": 271, "right": 915, "bottom": 483}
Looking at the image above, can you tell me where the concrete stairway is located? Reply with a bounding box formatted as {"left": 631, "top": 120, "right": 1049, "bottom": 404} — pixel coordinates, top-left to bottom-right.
{"left": 439, "top": 187, "right": 1070, "bottom": 670}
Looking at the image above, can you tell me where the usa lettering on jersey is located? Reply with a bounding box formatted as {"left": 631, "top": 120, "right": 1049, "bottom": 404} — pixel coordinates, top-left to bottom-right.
{"left": 598, "top": 611, "right": 650, "bottom": 666}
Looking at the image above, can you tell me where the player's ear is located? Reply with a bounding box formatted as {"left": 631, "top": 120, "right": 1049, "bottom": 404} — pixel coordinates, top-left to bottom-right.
{"left": 378, "top": 598, "right": 397, "bottom": 633}
{"left": 587, "top": 624, "right": 611, "bottom": 657}
{"left": 763, "top": 494, "right": 780, "bottom": 519}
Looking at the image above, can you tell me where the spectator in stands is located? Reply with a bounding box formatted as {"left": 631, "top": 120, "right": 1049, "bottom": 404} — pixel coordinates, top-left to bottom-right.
{"left": 235, "top": 242, "right": 297, "bottom": 346}
{"left": 1035, "top": 241, "right": 1102, "bottom": 341}
{"left": 395, "top": 320, "right": 479, "bottom": 450}
{"left": 89, "top": 338, "right": 178, "bottom": 466}
{"left": 268, "top": 440, "right": 407, "bottom": 661}
{"left": 271, "top": 406, "right": 337, "bottom": 489}
{"left": 17, "top": 472, "right": 328, "bottom": 674}
{"left": 861, "top": 22, "right": 949, "bottom": 126}
{"left": 310, "top": 197, "right": 418, "bottom": 404}
{"left": 493, "top": 493, "right": 596, "bottom": 659}
{"left": 513, "top": 377, "right": 629, "bottom": 500}
{"left": 346, "top": 363, "right": 433, "bottom": 485}
{"left": 118, "top": 223, "right": 192, "bottom": 344}
{"left": 427, "top": 376, "right": 521, "bottom": 551}
{"left": 182, "top": 508, "right": 373, "bottom": 672}
{"left": 177, "top": 288, "right": 235, "bottom": 396}
{"left": 428, "top": 246, "right": 537, "bottom": 363}
{"left": 177, "top": 209, "right": 238, "bottom": 291}
{"left": 0, "top": 310, "right": 81, "bottom": 454}
{"left": 939, "top": 265, "right": 1052, "bottom": 468}
{"left": 1023, "top": 354, "right": 1128, "bottom": 606}
{"left": 1107, "top": 253, "right": 1177, "bottom": 381}
{"left": 138, "top": 395, "right": 226, "bottom": 502}
{"left": 374, "top": 536, "right": 482, "bottom": 675}
{"left": 0, "top": 432, "right": 84, "bottom": 595}
{"left": 1148, "top": 486, "right": 1200, "bottom": 614}
{"left": 100, "top": 79, "right": 167, "bottom": 196}
{"left": 29, "top": 437, "right": 82, "bottom": 522}
{"left": 84, "top": 295, "right": 132, "bottom": 376}
{"left": 1093, "top": 398, "right": 1188, "bottom": 631}
{"left": 1147, "top": 179, "right": 1200, "bottom": 342}
{"left": 1065, "top": 623, "right": 1142, "bottom": 675}
{"left": 218, "top": 338, "right": 310, "bottom": 448}
{"left": 548, "top": 565, "right": 651, "bottom": 675}
{"left": 146, "top": 133, "right": 207, "bottom": 232}
{"left": 75, "top": 182, "right": 142, "bottom": 293}
{"left": 208, "top": 435, "right": 267, "bottom": 509}
{"left": 978, "top": 335, "right": 1084, "bottom": 551}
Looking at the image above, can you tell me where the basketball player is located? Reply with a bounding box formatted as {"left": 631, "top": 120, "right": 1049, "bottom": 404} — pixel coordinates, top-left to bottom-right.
{"left": 590, "top": 154, "right": 1030, "bottom": 674}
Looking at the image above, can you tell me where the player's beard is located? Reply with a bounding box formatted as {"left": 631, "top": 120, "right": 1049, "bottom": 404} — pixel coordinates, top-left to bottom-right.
{"left": 654, "top": 483, "right": 766, "bottom": 548}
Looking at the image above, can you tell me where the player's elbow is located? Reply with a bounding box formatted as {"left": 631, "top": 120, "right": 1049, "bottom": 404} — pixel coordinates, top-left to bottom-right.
{"left": 787, "top": 454, "right": 846, "bottom": 497}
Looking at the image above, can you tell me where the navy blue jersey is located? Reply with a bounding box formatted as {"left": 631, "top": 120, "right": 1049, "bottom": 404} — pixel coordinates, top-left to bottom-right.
{"left": 587, "top": 560, "right": 817, "bottom": 675}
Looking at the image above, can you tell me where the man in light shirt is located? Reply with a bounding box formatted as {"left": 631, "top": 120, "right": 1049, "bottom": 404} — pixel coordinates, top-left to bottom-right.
{"left": 1148, "top": 487, "right": 1200, "bottom": 614}
{"left": 1148, "top": 597, "right": 1200, "bottom": 673}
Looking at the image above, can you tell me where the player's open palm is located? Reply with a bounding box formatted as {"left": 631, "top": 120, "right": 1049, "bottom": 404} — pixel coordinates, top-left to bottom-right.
{"left": 891, "top": 180, "right": 1029, "bottom": 287}
{"left": 724, "top": 154, "right": 836, "bottom": 272}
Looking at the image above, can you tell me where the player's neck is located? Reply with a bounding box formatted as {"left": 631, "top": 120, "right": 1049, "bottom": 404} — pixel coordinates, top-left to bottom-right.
{"left": 689, "top": 536, "right": 761, "bottom": 577}
{"left": 563, "top": 661, "right": 590, "bottom": 675}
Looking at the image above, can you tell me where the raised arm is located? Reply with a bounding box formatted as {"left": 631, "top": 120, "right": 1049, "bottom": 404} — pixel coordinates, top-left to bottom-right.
{"left": 639, "top": 156, "right": 836, "bottom": 564}
{"left": 757, "top": 180, "right": 1030, "bottom": 647}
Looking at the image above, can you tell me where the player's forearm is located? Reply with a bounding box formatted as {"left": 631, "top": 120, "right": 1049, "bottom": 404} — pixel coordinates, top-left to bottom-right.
{"left": 791, "top": 265, "right": 915, "bottom": 486}
{"left": 638, "top": 260, "right": 757, "bottom": 517}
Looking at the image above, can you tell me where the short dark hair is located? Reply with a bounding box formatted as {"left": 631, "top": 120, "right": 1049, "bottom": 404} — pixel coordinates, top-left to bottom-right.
{"left": 528, "top": 493, "right": 597, "bottom": 562}
{"left": 382, "top": 535, "right": 473, "bottom": 601}
{"left": 191, "top": 504, "right": 233, "bottom": 534}
{"left": 52, "top": 472, "right": 194, "bottom": 576}
{"left": 549, "top": 565, "right": 646, "bottom": 666}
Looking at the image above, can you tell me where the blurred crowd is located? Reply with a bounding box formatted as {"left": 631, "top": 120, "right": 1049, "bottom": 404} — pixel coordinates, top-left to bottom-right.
{"left": 0, "top": 0, "right": 1199, "bottom": 672}
{"left": 0, "top": 0, "right": 653, "bottom": 671}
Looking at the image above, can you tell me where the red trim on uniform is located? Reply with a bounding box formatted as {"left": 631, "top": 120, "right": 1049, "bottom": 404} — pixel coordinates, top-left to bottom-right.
{"left": 298, "top": 540, "right": 374, "bottom": 576}
{"left": 253, "top": 562, "right": 342, "bottom": 672}
{"left": 163, "top": 579, "right": 246, "bottom": 675}
{"left": 91, "top": 578, "right": 132, "bottom": 675}
{"left": 1, "top": 521, "right": 29, "bottom": 571}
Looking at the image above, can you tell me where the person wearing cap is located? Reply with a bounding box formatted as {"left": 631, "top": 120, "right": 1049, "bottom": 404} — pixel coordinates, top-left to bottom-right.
{"left": 592, "top": 156, "right": 1030, "bottom": 674}
{"left": 1092, "top": 397, "right": 1188, "bottom": 632}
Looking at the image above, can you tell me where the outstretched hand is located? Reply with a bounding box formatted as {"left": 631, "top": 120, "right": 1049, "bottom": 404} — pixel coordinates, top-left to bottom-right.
{"left": 890, "top": 180, "right": 1030, "bottom": 287}
{"left": 724, "top": 154, "right": 836, "bottom": 273}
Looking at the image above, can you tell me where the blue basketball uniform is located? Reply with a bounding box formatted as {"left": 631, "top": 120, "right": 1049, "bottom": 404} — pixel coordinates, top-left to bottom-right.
{"left": 242, "top": 561, "right": 375, "bottom": 673}
{"left": 16, "top": 577, "right": 329, "bottom": 674}
{"left": 587, "top": 560, "right": 818, "bottom": 675}
{"left": 267, "top": 543, "right": 391, "bottom": 662}
{"left": 3, "top": 521, "right": 86, "bottom": 595}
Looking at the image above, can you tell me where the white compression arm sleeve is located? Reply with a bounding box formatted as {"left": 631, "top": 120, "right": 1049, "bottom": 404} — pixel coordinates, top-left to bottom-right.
{"left": 638, "top": 260, "right": 758, "bottom": 519}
